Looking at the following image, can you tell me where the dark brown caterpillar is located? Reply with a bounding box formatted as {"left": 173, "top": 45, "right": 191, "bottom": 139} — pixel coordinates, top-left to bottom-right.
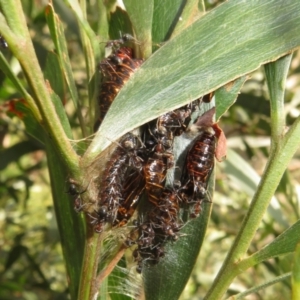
{"left": 92, "top": 133, "right": 145, "bottom": 232}
{"left": 112, "top": 168, "right": 145, "bottom": 227}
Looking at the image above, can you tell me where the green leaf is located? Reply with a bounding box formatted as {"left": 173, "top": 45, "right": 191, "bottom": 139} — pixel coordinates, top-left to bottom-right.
{"left": 45, "top": 4, "right": 79, "bottom": 109}
{"left": 44, "top": 51, "right": 73, "bottom": 139}
{"left": 265, "top": 54, "right": 293, "bottom": 144}
{"left": 14, "top": 100, "right": 45, "bottom": 143}
{"left": 152, "top": 0, "right": 186, "bottom": 44}
{"left": 109, "top": 7, "right": 135, "bottom": 40}
{"left": 233, "top": 273, "right": 291, "bottom": 300}
{"left": 221, "top": 149, "right": 289, "bottom": 227}
{"left": 143, "top": 86, "right": 240, "bottom": 299}
{"left": 123, "top": 0, "right": 153, "bottom": 58}
{"left": 215, "top": 76, "right": 247, "bottom": 121}
{"left": 86, "top": 0, "right": 300, "bottom": 162}
{"left": 247, "top": 220, "right": 300, "bottom": 267}
{"left": 45, "top": 137, "right": 85, "bottom": 300}
{"left": 292, "top": 243, "right": 300, "bottom": 300}
{"left": 45, "top": 3, "right": 88, "bottom": 137}
{"left": 152, "top": 86, "right": 244, "bottom": 297}
{"left": 50, "top": 91, "right": 73, "bottom": 139}
{"left": 144, "top": 177, "right": 213, "bottom": 300}
{"left": 44, "top": 51, "right": 66, "bottom": 102}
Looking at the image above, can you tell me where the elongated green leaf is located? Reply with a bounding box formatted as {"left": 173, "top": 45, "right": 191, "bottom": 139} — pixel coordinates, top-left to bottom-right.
{"left": 265, "top": 54, "right": 293, "bottom": 143}
{"left": 46, "top": 3, "right": 88, "bottom": 137}
{"left": 152, "top": 0, "right": 185, "bottom": 44}
{"left": 63, "top": 0, "right": 100, "bottom": 60}
{"left": 45, "top": 4, "right": 79, "bottom": 108}
{"left": 45, "top": 137, "right": 85, "bottom": 300}
{"left": 86, "top": 0, "right": 300, "bottom": 162}
{"left": 144, "top": 177, "right": 213, "bottom": 300}
{"left": 233, "top": 273, "right": 291, "bottom": 300}
{"left": 44, "top": 51, "right": 73, "bottom": 139}
{"left": 221, "top": 149, "right": 289, "bottom": 227}
{"left": 292, "top": 244, "right": 300, "bottom": 300}
{"left": 109, "top": 7, "right": 135, "bottom": 40}
{"left": 44, "top": 51, "right": 66, "bottom": 102}
{"left": 246, "top": 220, "right": 300, "bottom": 265}
{"left": 43, "top": 88, "right": 84, "bottom": 299}
{"left": 171, "top": 0, "right": 202, "bottom": 38}
{"left": 51, "top": 91, "right": 73, "bottom": 139}
{"left": 123, "top": 0, "right": 153, "bottom": 58}
{"left": 97, "top": 0, "right": 109, "bottom": 43}
{"left": 142, "top": 101, "right": 216, "bottom": 300}
{"left": 215, "top": 76, "right": 246, "bottom": 121}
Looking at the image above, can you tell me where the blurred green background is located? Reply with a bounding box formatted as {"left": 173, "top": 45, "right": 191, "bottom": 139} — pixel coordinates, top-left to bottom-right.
{"left": 0, "top": 0, "right": 299, "bottom": 299}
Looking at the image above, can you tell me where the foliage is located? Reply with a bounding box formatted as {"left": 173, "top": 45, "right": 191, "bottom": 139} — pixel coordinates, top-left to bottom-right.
{"left": 0, "top": 0, "right": 300, "bottom": 300}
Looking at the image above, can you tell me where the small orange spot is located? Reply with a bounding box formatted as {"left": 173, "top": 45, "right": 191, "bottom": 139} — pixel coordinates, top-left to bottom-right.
{"left": 212, "top": 123, "right": 227, "bottom": 162}
{"left": 224, "top": 81, "right": 234, "bottom": 91}
{"left": 1, "top": 99, "right": 27, "bottom": 118}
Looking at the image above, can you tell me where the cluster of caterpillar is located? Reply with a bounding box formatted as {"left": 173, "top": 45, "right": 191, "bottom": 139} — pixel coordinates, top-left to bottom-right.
{"left": 67, "top": 35, "right": 226, "bottom": 273}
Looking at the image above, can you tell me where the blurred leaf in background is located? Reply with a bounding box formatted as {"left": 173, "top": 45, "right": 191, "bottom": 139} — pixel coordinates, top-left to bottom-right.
{"left": 0, "top": 0, "right": 300, "bottom": 299}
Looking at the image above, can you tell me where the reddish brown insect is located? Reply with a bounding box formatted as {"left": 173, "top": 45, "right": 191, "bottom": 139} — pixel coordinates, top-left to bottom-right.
{"left": 143, "top": 108, "right": 189, "bottom": 206}
{"left": 181, "top": 129, "right": 216, "bottom": 217}
{"left": 94, "top": 47, "right": 144, "bottom": 131}
{"left": 143, "top": 152, "right": 173, "bottom": 206}
{"left": 187, "top": 130, "right": 215, "bottom": 189}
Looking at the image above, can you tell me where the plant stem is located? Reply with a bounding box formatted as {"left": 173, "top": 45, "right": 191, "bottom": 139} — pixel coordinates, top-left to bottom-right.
{"left": 205, "top": 55, "right": 298, "bottom": 299}
{"left": 205, "top": 114, "right": 300, "bottom": 299}
{"left": 265, "top": 54, "right": 292, "bottom": 148}
{"left": 0, "top": 0, "right": 79, "bottom": 173}
{"left": 78, "top": 225, "right": 102, "bottom": 300}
